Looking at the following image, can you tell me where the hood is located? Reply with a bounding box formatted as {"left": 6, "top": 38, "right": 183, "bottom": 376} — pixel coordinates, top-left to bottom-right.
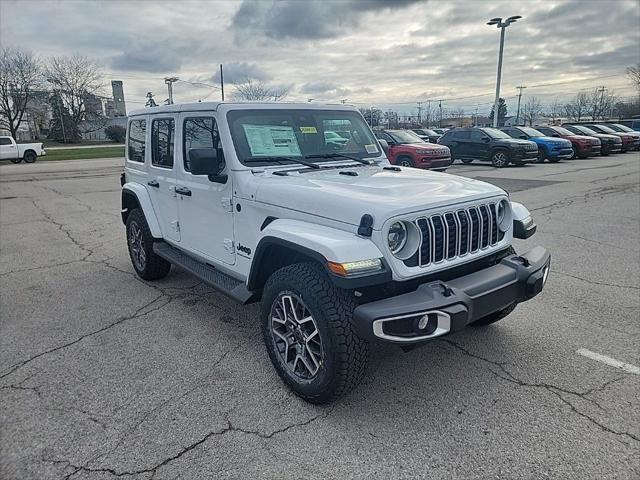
{"left": 399, "top": 142, "right": 443, "bottom": 151}
{"left": 531, "top": 136, "right": 571, "bottom": 146}
{"left": 593, "top": 133, "right": 622, "bottom": 142}
{"left": 254, "top": 165, "right": 505, "bottom": 228}
{"left": 496, "top": 138, "right": 535, "bottom": 147}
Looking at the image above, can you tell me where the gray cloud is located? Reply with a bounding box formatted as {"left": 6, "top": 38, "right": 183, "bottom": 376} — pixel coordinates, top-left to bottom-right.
{"left": 212, "top": 62, "right": 271, "bottom": 84}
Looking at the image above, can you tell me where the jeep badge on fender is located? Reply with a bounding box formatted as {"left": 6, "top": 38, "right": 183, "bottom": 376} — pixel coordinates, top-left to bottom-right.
{"left": 121, "top": 101, "right": 550, "bottom": 404}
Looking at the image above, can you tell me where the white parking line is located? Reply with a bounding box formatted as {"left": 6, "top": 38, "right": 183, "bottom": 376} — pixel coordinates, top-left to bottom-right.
{"left": 577, "top": 348, "right": 640, "bottom": 375}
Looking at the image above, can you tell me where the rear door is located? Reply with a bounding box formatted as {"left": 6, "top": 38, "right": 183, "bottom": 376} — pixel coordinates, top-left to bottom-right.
{"left": 175, "top": 113, "right": 235, "bottom": 265}
{"left": 148, "top": 117, "right": 180, "bottom": 242}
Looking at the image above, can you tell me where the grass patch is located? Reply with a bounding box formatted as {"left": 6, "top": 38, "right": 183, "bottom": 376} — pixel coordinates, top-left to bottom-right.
{"left": 18, "top": 140, "right": 121, "bottom": 148}
{"left": 41, "top": 146, "right": 124, "bottom": 161}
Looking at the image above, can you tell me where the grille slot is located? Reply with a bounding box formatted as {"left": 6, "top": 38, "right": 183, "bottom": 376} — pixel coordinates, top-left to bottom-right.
{"left": 410, "top": 203, "right": 501, "bottom": 267}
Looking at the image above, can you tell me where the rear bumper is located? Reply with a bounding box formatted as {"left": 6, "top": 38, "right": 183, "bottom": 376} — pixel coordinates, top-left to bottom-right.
{"left": 353, "top": 246, "right": 550, "bottom": 344}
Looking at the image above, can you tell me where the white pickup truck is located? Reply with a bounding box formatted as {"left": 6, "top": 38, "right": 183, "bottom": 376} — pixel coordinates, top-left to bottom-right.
{"left": 0, "top": 136, "right": 46, "bottom": 163}
{"left": 120, "top": 102, "right": 550, "bottom": 403}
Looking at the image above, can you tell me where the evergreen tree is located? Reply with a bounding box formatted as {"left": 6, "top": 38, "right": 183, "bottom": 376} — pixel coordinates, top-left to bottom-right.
{"left": 47, "top": 93, "right": 80, "bottom": 143}
{"left": 488, "top": 98, "right": 508, "bottom": 127}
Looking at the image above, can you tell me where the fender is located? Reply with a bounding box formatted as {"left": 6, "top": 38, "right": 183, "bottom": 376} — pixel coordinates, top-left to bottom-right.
{"left": 511, "top": 201, "right": 536, "bottom": 239}
{"left": 248, "top": 219, "right": 389, "bottom": 290}
{"left": 121, "top": 183, "right": 162, "bottom": 238}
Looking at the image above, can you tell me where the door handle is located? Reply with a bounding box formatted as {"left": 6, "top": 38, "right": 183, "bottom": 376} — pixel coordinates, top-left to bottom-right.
{"left": 175, "top": 186, "right": 192, "bottom": 196}
{"left": 147, "top": 180, "right": 159, "bottom": 188}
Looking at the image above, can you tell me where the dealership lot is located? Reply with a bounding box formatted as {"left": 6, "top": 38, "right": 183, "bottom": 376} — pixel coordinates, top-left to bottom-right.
{"left": 1, "top": 155, "right": 638, "bottom": 479}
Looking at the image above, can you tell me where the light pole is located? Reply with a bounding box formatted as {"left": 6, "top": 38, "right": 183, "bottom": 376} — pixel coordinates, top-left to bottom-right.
{"left": 487, "top": 15, "right": 521, "bottom": 128}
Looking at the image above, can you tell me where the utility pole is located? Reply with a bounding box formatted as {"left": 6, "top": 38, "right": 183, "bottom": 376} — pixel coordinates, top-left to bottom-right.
{"left": 474, "top": 106, "right": 479, "bottom": 126}
{"left": 438, "top": 99, "right": 443, "bottom": 127}
{"left": 340, "top": 99, "right": 347, "bottom": 104}
{"left": 426, "top": 99, "right": 432, "bottom": 127}
{"left": 515, "top": 85, "right": 526, "bottom": 125}
{"left": 164, "top": 77, "right": 179, "bottom": 105}
{"left": 220, "top": 64, "right": 225, "bottom": 101}
{"left": 417, "top": 101, "right": 423, "bottom": 125}
{"left": 597, "top": 86, "right": 606, "bottom": 120}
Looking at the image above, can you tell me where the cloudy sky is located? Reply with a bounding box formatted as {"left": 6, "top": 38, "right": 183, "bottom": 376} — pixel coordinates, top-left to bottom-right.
{"left": 1, "top": 0, "right": 638, "bottom": 116}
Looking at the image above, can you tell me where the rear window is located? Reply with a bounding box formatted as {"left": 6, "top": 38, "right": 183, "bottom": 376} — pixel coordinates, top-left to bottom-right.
{"left": 127, "top": 119, "right": 146, "bottom": 163}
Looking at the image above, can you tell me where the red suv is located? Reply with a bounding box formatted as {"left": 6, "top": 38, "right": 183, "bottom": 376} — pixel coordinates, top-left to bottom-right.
{"left": 374, "top": 129, "right": 452, "bottom": 171}
{"left": 535, "top": 125, "right": 601, "bottom": 158}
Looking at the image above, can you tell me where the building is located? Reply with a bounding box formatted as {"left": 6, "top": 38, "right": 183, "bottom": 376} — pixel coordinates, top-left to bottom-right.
{"left": 111, "top": 80, "right": 126, "bottom": 117}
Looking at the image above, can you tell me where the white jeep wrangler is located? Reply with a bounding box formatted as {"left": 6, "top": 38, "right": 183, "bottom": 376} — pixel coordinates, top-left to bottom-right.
{"left": 121, "top": 102, "right": 550, "bottom": 404}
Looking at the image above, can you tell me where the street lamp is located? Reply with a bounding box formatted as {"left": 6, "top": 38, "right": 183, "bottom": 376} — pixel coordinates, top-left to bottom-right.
{"left": 487, "top": 15, "right": 522, "bottom": 128}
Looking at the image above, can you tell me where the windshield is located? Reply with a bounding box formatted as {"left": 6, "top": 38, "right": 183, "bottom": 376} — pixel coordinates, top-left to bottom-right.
{"left": 573, "top": 125, "right": 598, "bottom": 135}
{"left": 520, "top": 127, "right": 544, "bottom": 137}
{"left": 483, "top": 128, "right": 511, "bottom": 139}
{"left": 388, "top": 130, "right": 426, "bottom": 144}
{"left": 591, "top": 124, "right": 616, "bottom": 134}
{"left": 611, "top": 123, "right": 633, "bottom": 132}
{"left": 226, "top": 109, "right": 380, "bottom": 166}
{"left": 552, "top": 126, "right": 573, "bottom": 136}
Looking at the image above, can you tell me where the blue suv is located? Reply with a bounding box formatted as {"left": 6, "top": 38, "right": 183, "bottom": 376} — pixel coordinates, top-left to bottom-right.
{"left": 501, "top": 126, "right": 573, "bottom": 163}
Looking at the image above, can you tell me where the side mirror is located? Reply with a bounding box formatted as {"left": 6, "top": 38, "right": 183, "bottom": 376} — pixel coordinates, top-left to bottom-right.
{"left": 377, "top": 139, "right": 390, "bottom": 154}
{"left": 481, "top": 136, "right": 490, "bottom": 143}
{"left": 188, "top": 148, "right": 227, "bottom": 182}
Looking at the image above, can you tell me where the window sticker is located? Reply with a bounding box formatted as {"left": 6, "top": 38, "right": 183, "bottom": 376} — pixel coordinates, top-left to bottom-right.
{"left": 243, "top": 124, "right": 301, "bottom": 156}
{"left": 300, "top": 126, "right": 317, "bottom": 134}
{"left": 365, "top": 144, "right": 379, "bottom": 154}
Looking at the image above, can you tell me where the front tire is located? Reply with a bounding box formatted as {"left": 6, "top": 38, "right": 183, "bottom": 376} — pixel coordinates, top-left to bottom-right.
{"left": 460, "top": 158, "right": 474, "bottom": 164}
{"left": 126, "top": 209, "right": 171, "bottom": 280}
{"left": 23, "top": 151, "right": 37, "bottom": 163}
{"left": 261, "top": 263, "right": 368, "bottom": 404}
{"left": 397, "top": 156, "right": 415, "bottom": 167}
{"left": 536, "top": 150, "right": 546, "bottom": 163}
{"left": 491, "top": 150, "right": 509, "bottom": 168}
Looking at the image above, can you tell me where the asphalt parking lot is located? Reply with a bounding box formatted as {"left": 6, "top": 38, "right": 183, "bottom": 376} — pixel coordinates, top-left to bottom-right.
{"left": 1, "top": 154, "right": 639, "bottom": 479}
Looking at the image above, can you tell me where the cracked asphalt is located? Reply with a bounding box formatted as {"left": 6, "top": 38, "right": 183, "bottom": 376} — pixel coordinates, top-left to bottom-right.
{"left": 1, "top": 153, "right": 639, "bottom": 479}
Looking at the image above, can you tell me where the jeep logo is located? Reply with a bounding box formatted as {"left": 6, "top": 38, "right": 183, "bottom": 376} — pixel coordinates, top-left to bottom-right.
{"left": 237, "top": 243, "right": 252, "bottom": 255}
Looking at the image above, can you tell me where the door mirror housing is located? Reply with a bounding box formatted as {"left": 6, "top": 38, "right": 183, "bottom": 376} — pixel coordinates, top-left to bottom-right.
{"left": 519, "top": 135, "right": 527, "bottom": 140}
{"left": 188, "top": 148, "right": 227, "bottom": 183}
{"left": 481, "top": 136, "right": 490, "bottom": 143}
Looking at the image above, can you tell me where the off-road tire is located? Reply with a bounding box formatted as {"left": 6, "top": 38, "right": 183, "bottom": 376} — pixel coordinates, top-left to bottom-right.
{"left": 126, "top": 208, "right": 171, "bottom": 280}
{"left": 261, "top": 262, "right": 368, "bottom": 404}
{"left": 491, "top": 149, "right": 509, "bottom": 168}
{"left": 397, "top": 156, "right": 415, "bottom": 167}
{"left": 460, "top": 158, "right": 474, "bottom": 164}
{"left": 23, "top": 151, "right": 37, "bottom": 163}
{"left": 472, "top": 302, "right": 518, "bottom": 326}
{"left": 536, "top": 150, "right": 546, "bottom": 163}
{"left": 547, "top": 157, "right": 561, "bottom": 163}
{"left": 9, "top": 157, "right": 21, "bottom": 164}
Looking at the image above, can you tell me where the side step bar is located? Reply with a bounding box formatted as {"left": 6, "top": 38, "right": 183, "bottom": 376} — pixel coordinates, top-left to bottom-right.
{"left": 153, "top": 242, "right": 254, "bottom": 304}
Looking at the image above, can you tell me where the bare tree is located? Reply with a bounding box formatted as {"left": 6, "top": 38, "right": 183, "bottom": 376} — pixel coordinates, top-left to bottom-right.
{"left": 564, "top": 92, "right": 589, "bottom": 121}
{"left": 546, "top": 97, "right": 563, "bottom": 123}
{"left": 522, "top": 96, "right": 543, "bottom": 126}
{"left": 627, "top": 64, "right": 640, "bottom": 101}
{"left": 45, "top": 55, "right": 105, "bottom": 134}
{"left": 233, "top": 78, "right": 289, "bottom": 102}
{"left": 0, "top": 48, "right": 43, "bottom": 139}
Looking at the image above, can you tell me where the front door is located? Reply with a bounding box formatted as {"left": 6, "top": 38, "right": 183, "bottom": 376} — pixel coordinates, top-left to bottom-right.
{"left": 469, "top": 130, "right": 490, "bottom": 159}
{"left": 175, "top": 113, "right": 235, "bottom": 265}
{"left": 147, "top": 117, "right": 180, "bottom": 242}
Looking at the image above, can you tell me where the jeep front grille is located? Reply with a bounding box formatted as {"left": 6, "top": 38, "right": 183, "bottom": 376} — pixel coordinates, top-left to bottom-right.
{"left": 404, "top": 203, "right": 505, "bottom": 267}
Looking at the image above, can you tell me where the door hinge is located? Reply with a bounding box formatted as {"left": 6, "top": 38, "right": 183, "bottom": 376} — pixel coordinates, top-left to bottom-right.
{"left": 171, "top": 220, "right": 180, "bottom": 232}
{"left": 224, "top": 238, "right": 234, "bottom": 253}
{"left": 221, "top": 197, "right": 233, "bottom": 212}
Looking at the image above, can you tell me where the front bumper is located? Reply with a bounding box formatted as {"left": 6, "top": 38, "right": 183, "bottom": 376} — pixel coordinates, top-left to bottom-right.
{"left": 353, "top": 246, "right": 550, "bottom": 344}
{"left": 420, "top": 156, "right": 452, "bottom": 170}
{"left": 549, "top": 147, "right": 574, "bottom": 160}
{"left": 512, "top": 150, "right": 538, "bottom": 163}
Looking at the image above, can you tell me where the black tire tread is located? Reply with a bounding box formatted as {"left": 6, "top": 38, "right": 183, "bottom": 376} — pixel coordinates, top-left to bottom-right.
{"left": 126, "top": 209, "right": 171, "bottom": 280}
{"left": 261, "top": 262, "right": 368, "bottom": 404}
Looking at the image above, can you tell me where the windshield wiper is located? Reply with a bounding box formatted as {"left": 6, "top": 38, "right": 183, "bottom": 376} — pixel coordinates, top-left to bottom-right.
{"left": 305, "top": 153, "right": 378, "bottom": 165}
{"left": 244, "top": 156, "right": 320, "bottom": 169}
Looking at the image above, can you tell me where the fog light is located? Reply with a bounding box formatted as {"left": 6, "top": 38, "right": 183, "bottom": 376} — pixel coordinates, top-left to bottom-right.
{"left": 417, "top": 315, "right": 429, "bottom": 330}
{"left": 414, "top": 313, "right": 438, "bottom": 335}
{"left": 543, "top": 266, "right": 550, "bottom": 286}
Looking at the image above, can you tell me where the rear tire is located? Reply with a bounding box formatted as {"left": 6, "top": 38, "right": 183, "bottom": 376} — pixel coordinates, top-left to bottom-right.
{"left": 472, "top": 302, "right": 517, "bottom": 326}
{"left": 126, "top": 209, "right": 171, "bottom": 280}
{"left": 460, "top": 158, "right": 474, "bottom": 164}
{"left": 23, "top": 151, "right": 37, "bottom": 163}
{"left": 491, "top": 150, "right": 509, "bottom": 168}
{"left": 261, "top": 262, "right": 368, "bottom": 404}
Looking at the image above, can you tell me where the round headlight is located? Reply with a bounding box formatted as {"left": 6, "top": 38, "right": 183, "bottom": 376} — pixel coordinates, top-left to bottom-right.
{"left": 387, "top": 221, "right": 407, "bottom": 254}
{"left": 497, "top": 199, "right": 511, "bottom": 232}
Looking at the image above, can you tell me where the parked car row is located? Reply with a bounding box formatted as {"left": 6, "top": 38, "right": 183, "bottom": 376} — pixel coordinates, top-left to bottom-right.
{"left": 373, "top": 129, "right": 453, "bottom": 171}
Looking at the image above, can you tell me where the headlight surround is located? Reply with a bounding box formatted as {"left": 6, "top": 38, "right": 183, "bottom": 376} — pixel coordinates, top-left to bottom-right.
{"left": 415, "top": 149, "right": 434, "bottom": 155}
{"left": 387, "top": 220, "right": 421, "bottom": 260}
{"left": 497, "top": 199, "right": 512, "bottom": 232}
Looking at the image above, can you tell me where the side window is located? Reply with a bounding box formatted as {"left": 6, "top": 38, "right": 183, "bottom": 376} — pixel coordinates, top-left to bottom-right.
{"left": 151, "top": 118, "right": 175, "bottom": 168}
{"left": 183, "top": 117, "right": 220, "bottom": 172}
{"left": 469, "top": 130, "right": 486, "bottom": 141}
{"left": 0, "top": 138, "right": 12, "bottom": 145}
{"left": 455, "top": 130, "right": 470, "bottom": 140}
{"left": 127, "top": 120, "right": 146, "bottom": 162}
